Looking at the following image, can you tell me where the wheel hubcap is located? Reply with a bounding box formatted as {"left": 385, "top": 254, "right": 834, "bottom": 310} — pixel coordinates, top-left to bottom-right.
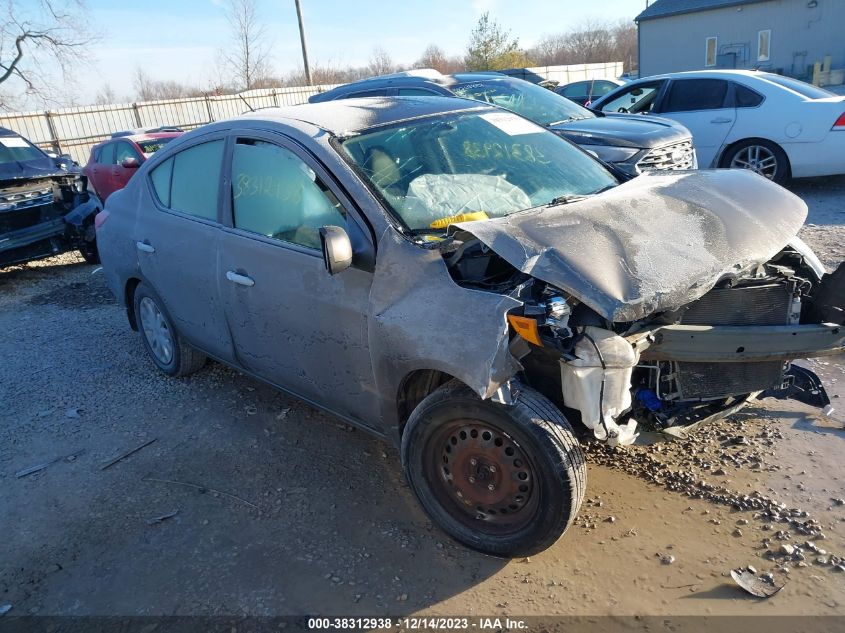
{"left": 139, "top": 296, "right": 173, "bottom": 365}
{"left": 427, "top": 421, "right": 537, "bottom": 532}
{"left": 730, "top": 145, "right": 778, "bottom": 179}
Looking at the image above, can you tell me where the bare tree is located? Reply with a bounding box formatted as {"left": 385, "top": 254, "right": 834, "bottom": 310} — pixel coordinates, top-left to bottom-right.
{"left": 414, "top": 44, "right": 464, "bottom": 74}
{"left": 465, "top": 12, "right": 531, "bottom": 71}
{"left": 133, "top": 67, "right": 201, "bottom": 101}
{"left": 367, "top": 47, "right": 395, "bottom": 77}
{"left": 531, "top": 18, "right": 638, "bottom": 71}
{"left": 220, "top": 0, "right": 272, "bottom": 91}
{"left": 0, "top": 0, "right": 94, "bottom": 105}
{"left": 94, "top": 83, "right": 117, "bottom": 105}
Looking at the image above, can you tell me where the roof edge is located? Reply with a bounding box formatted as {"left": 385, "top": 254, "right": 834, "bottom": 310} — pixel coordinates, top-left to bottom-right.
{"left": 636, "top": 0, "right": 772, "bottom": 22}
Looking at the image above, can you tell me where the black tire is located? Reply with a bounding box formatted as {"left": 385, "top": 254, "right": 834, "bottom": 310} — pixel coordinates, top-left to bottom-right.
{"left": 133, "top": 282, "right": 207, "bottom": 377}
{"left": 720, "top": 139, "right": 790, "bottom": 185}
{"left": 78, "top": 238, "right": 100, "bottom": 264}
{"left": 401, "top": 380, "right": 586, "bottom": 557}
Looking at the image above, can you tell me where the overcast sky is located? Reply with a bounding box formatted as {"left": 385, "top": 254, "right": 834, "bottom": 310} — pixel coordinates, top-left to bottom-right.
{"left": 72, "top": 0, "right": 644, "bottom": 102}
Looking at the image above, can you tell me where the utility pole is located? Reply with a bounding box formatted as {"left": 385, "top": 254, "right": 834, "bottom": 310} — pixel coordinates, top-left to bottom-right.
{"left": 294, "top": 0, "right": 313, "bottom": 86}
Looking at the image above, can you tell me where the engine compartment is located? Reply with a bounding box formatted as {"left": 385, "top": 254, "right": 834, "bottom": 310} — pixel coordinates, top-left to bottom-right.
{"left": 442, "top": 235, "right": 840, "bottom": 444}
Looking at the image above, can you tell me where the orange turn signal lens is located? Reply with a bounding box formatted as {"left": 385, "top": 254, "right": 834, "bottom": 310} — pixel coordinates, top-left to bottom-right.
{"left": 507, "top": 315, "right": 543, "bottom": 347}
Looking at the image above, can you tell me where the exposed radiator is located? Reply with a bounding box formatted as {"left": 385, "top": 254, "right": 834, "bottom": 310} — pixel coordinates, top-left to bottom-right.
{"left": 674, "top": 360, "right": 784, "bottom": 400}
{"left": 672, "top": 283, "right": 791, "bottom": 400}
{"left": 681, "top": 283, "right": 792, "bottom": 326}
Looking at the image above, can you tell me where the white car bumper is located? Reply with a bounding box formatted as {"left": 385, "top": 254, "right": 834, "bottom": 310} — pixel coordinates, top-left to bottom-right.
{"left": 785, "top": 132, "right": 845, "bottom": 178}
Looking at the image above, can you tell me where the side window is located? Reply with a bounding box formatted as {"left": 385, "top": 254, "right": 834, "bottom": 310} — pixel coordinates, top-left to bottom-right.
{"left": 599, "top": 81, "right": 663, "bottom": 114}
{"left": 149, "top": 139, "right": 224, "bottom": 220}
{"left": 662, "top": 79, "right": 728, "bottom": 112}
{"left": 91, "top": 146, "right": 101, "bottom": 163}
{"left": 347, "top": 89, "right": 389, "bottom": 98}
{"left": 98, "top": 143, "right": 115, "bottom": 165}
{"left": 734, "top": 83, "right": 764, "bottom": 108}
{"left": 231, "top": 139, "right": 346, "bottom": 250}
{"left": 592, "top": 81, "right": 617, "bottom": 97}
{"left": 398, "top": 87, "right": 438, "bottom": 96}
{"left": 115, "top": 141, "right": 141, "bottom": 164}
{"left": 561, "top": 81, "right": 588, "bottom": 98}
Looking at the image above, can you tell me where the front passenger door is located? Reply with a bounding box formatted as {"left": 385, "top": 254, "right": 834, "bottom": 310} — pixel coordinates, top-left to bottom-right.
{"left": 218, "top": 135, "right": 379, "bottom": 428}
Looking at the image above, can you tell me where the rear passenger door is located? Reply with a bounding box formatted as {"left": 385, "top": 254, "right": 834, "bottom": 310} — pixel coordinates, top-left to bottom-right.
{"left": 138, "top": 135, "right": 234, "bottom": 362}
{"left": 656, "top": 78, "right": 736, "bottom": 167}
{"left": 217, "top": 133, "right": 379, "bottom": 428}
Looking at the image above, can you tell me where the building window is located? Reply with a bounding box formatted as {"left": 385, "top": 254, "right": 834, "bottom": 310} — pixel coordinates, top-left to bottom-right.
{"left": 705, "top": 37, "right": 718, "bottom": 67}
{"left": 758, "top": 29, "right": 771, "bottom": 62}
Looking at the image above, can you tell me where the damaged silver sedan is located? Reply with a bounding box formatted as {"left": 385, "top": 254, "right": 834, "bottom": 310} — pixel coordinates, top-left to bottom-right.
{"left": 96, "top": 97, "right": 845, "bottom": 557}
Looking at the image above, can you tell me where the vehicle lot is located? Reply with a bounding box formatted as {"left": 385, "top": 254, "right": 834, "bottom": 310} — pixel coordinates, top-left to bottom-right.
{"left": 1, "top": 177, "right": 844, "bottom": 617}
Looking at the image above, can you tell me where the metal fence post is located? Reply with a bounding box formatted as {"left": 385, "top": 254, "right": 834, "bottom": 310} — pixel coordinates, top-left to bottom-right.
{"left": 132, "top": 103, "right": 142, "bottom": 127}
{"left": 204, "top": 94, "right": 214, "bottom": 125}
{"left": 43, "top": 111, "right": 62, "bottom": 155}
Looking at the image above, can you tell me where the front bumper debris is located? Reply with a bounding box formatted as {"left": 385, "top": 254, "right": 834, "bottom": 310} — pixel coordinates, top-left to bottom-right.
{"left": 636, "top": 323, "right": 844, "bottom": 363}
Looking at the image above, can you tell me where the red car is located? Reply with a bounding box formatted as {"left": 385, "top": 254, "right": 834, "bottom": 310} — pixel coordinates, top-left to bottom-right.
{"left": 84, "top": 132, "right": 182, "bottom": 201}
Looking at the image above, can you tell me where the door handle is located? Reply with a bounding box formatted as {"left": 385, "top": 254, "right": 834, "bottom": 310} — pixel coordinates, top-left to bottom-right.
{"left": 226, "top": 271, "right": 255, "bottom": 287}
{"left": 711, "top": 117, "right": 733, "bottom": 124}
{"left": 136, "top": 241, "right": 155, "bottom": 253}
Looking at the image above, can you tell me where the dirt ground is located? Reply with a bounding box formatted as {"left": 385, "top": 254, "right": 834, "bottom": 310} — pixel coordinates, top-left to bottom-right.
{"left": 0, "top": 176, "right": 844, "bottom": 620}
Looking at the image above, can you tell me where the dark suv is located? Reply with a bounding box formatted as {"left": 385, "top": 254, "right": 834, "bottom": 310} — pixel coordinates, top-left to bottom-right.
{"left": 0, "top": 128, "right": 101, "bottom": 267}
{"left": 309, "top": 71, "right": 697, "bottom": 176}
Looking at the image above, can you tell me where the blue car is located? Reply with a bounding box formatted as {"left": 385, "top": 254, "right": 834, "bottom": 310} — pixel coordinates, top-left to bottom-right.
{"left": 0, "top": 127, "right": 101, "bottom": 267}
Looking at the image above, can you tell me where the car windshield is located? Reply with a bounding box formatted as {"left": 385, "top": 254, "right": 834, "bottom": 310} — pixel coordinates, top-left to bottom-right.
{"left": 451, "top": 78, "right": 595, "bottom": 126}
{"left": 760, "top": 74, "right": 835, "bottom": 99}
{"left": 137, "top": 137, "right": 177, "bottom": 154}
{"left": 339, "top": 109, "right": 618, "bottom": 232}
{"left": 0, "top": 135, "right": 47, "bottom": 165}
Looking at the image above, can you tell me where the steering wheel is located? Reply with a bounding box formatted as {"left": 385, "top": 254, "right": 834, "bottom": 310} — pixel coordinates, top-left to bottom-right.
{"left": 617, "top": 107, "right": 629, "bottom": 113}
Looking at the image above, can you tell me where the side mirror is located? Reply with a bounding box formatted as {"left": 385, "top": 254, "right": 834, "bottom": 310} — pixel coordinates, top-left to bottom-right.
{"left": 319, "top": 225, "right": 352, "bottom": 275}
{"left": 121, "top": 157, "right": 140, "bottom": 169}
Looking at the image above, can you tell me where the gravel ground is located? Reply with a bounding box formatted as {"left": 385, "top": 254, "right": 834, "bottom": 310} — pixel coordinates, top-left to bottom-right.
{"left": 0, "top": 177, "right": 843, "bottom": 619}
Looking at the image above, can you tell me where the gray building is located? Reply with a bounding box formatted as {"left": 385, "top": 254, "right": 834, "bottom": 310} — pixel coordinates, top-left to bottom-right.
{"left": 636, "top": 0, "right": 845, "bottom": 79}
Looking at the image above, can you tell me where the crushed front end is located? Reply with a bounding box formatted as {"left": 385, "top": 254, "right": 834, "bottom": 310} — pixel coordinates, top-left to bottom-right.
{"left": 502, "top": 246, "right": 844, "bottom": 444}
{"left": 0, "top": 172, "right": 101, "bottom": 267}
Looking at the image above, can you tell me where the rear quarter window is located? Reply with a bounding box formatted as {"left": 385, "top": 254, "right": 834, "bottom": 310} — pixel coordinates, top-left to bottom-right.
{"left": 149, "top": 140, "right": 224, "bottom": 221}
{"left": 734, "top": 83, "right": 764, "bottom": 107}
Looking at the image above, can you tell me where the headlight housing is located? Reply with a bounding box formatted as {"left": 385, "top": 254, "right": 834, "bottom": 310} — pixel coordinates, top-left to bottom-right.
{"left": 584, "top": 145, "right": 641, "bottom": 163}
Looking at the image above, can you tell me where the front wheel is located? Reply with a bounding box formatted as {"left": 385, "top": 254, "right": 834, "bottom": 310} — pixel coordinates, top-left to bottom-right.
{"left": 401, "top": 381, "right": 586, "bottom": 557}
{"left": 722, "top": 139, "right": 790, "bottom": 184}
{"left": 78, "top": 238, "right": 99, "bottom": 264}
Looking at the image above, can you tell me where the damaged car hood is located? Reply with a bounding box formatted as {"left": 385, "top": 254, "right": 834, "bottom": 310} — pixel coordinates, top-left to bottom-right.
{"left": 451, "top": 170, "right": 808, "bottom": 322}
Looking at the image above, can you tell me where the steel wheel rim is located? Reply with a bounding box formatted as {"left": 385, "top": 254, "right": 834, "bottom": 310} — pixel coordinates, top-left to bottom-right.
{"left": 139, "top": 296, "right": 173, "bottom": 365}
{"left": 730, "top": 145, "right": 778, "bottom": 179}
{"left": 424, "top": 419, "right": 539, "bottom": 534}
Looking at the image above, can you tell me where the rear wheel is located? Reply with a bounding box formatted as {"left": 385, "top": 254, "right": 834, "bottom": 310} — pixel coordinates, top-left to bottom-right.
{"left": 133, "top": 282, "right": 206, "bottom": 377}
{"left": 401, "top": 381, "right": 586, "bottom": 557}
{"left": 722, "top": 139, "right": 790, "bottom": 184}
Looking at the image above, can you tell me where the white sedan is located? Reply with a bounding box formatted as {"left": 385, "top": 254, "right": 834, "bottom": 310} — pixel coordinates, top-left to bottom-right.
{"left": 589, "top": 70, "right": 845, "bottom": 183}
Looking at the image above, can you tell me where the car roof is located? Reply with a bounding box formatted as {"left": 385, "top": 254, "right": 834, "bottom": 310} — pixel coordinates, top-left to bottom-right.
{"left": 121, "top": 132, "right": 183, "bottom": 143}
{"left": 311, "top": 71, "right": 521, "bottom": 101}
{"left": 235, "top": 96, "right": 488, "bottom": 135}
{"left": 634, "top": 69, "right": 772, "bottom": 81}
{"left": 0, "top": 127, "right": 19, "bottom": 137}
